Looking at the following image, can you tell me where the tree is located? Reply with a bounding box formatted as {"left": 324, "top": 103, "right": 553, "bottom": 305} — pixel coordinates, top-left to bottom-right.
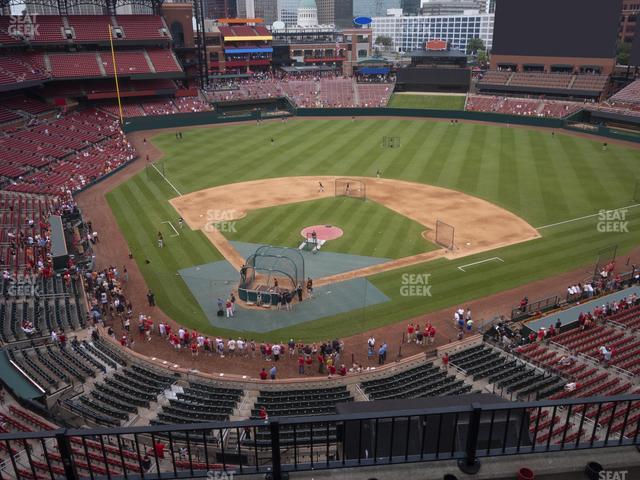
{"left": 375, "top": 36, "right": 393, "bottom": 48}
{"left": 477, "top": 50, "right": 489, "bottom": 66}
{"left": 466, "top": 38, "right": 486, "bottom": 55}
{"left": 617, "top": 42, "right": 631, "bottom": 65}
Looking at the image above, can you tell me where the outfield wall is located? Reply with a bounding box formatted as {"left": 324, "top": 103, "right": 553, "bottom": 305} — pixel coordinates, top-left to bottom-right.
{"left": 121, "top": 111, "right": 257, "bottom": 133}
{"left": 121, "top": 108, "right": 640, "bottom": 144}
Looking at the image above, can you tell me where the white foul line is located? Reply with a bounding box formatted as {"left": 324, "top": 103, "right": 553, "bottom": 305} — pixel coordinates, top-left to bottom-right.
{"left": 162, "top": 221, "right": 180, "bottom": 237}
{"left": 150, "top": 162, "right": 182, "bottom": 197}
{"left": 536, "top": 203, "right": 640, "bottom": 230}
{"left": 458, "top": 257, "right": 504, "bottom": 272}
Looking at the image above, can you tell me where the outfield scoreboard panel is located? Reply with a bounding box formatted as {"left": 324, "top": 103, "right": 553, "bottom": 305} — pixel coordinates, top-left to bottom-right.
{"left": 493, "top": 0, "right": 621, "bottom": 59}
{"left": 395, "top": 67, "right": 471, "bottom": 93}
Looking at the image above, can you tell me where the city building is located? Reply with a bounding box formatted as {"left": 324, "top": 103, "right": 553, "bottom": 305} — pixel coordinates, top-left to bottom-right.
{"left": 204, "top": 18, "right": 273, "bottom": 74}
{"left": 620, "top": 0, "right": 639, "bottom": 45}
{"left": 371, "top": 11, "right": 494, "bottom": 53}
{"left": 203, "top": 0, "right": 237, "bottom": 20}
{"left": 271, "top": 24, "right": 372, "bottom": 74}
{"left": 297, "top": 0, "right": 318, "bottom": 27}
{"left": 316, "top": 0, "right": 354, "bottom": 28}
{"left": 353, "top": 0, "right": 401, "bottom": 18}
{"left": 237, "top": 0, "right": 256, "bottom": 19}
{"left": 401, "top": 0, "right": 421, "bottom": 15}
{"left": 237, "top": 0, "right": 278, "bottom": 24}
{"left": 278, "top": 0, "right": 300, "bottom": 26}
{"left": 257, "top": 0, "right": 278, "bottom": 25}
{"left": 420, "top": 0, "right": 486, "bottom": 16}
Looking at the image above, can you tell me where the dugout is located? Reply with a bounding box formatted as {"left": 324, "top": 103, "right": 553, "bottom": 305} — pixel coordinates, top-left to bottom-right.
{"left": 49, "top": 215, "right": 69, "bottom": 272}
{"left": 336, "top": 394, "right": 530, "bottom": 460}
{"left": 238, "top": 246, "right": 304, "bottom": 306}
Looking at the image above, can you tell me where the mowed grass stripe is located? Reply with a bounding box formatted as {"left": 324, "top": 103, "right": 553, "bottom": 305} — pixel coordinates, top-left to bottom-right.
{"left": 455, "top": 123, "right": 487, "bottom": 194}
{"left": 298, "top": 120, "right": 379, "bottom": 174}
{"left": 421, "top": 123, "right": 461, "bottom": 185}
{"left": 513, "top": 128, "right": 547, "bottom": 224}
{"left": 560, "top": 135, "right": 615, "bottom": 209}
{"left": 384, "top": 119, "right": 433, "bottom": 179}
{"left": 331, "top": 120, "right": 393, "bottom": 174}
{"left": 496, "top": 127, "right": 520, "bottom": 213}
{"left": 528, "top": 131, "right": 571, "bottom": 219}
{"left": 474, "top": 125, "right": 502, "bottom": 202}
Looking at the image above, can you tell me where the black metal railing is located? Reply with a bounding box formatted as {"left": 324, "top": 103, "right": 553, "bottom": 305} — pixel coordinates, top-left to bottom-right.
{"left": 2, "top": 394, "right": 640, "bottom": 479}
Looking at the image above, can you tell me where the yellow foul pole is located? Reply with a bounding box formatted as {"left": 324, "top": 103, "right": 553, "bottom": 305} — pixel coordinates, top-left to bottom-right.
{"left": 108, "top": 24, "right": 124, "bottom": 125}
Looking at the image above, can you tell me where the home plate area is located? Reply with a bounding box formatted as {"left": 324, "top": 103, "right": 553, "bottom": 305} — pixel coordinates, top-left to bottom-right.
{"left": 299, "top": 225, "right": 344, "bottom": 253}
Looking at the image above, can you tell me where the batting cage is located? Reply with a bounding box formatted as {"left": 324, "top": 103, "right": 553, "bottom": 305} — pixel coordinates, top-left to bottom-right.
{"left": 382, "top": 136, "right": 401, "bottom": 148}
{"left": 335, "top": 178, "right": 366, "bottom": 200}
{"left": 238, "top": 246, "right": 305, "bottom": 306}
{"left": 435, "top": 220, "right": 455, "bottom": 250}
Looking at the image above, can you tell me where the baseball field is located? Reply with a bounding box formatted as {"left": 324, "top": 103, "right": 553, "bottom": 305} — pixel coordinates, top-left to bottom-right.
{"left": 107, "top": 118, "right": 640, "bottom": 341}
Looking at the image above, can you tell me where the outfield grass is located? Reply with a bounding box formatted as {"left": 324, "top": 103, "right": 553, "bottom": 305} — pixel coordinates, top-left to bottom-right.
{"left": 387, "top": 94, "right": 466, "bottom": 110}
{"left": 224, "top": 197, "right": 438, "bottom": 259}
{"left": 107, "top": 119, "right": 640, "bottom": 341}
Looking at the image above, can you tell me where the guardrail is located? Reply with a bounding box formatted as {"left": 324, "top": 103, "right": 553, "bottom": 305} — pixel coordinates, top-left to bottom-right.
{"left": 2, "top": 394, "right": 640, "bottom": 479}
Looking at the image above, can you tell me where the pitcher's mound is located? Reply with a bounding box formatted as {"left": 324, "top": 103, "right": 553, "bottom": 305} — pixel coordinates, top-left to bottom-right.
{"left": 301, "top": 225, "right": 344, "bottom": 241}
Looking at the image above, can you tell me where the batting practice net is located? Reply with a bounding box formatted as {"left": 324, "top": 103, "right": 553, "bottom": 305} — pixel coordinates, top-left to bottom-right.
{"left": 335, "top": 178, "right": 366, "bottom": 200}
{"left": 435, "top": 220, "right": 455, "bottom": 250}
{"left": 592, "top": 244, "right": 618, "bottom": 283}
{"left": 382, "top": 136, "right": 401, "bottom": 148}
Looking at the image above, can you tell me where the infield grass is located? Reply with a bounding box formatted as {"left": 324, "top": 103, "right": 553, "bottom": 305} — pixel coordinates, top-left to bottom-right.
{"left": 107, "top": 119, "right": 640, "bottom": 341}
{"left": 387, "top": 94, "right": 466, "bottom": 110}
{"left": 224, "top": 197, "right": 438, "bottom": 259}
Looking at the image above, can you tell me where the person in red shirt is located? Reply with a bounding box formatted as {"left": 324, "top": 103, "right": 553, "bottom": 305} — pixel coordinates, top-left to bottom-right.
{"left": 259, "top": 368, "right": 268, "bottom": 380}
{"left": 338, "top": 364, "right": 347, "bottom": 376}
{"left": 190, "top": 343, "right": 198, "bottom": 357}
{"left": 407, "top": 323, "right": 415, "bottom": 343}
{"left": 298, "top": 356, "right": 305, "bottom": 375}
{"left": 120, "top": 335, "right": 127, "bottom": 347}
{"left": 428, "top": 325, "right": 436, "bottom": 344}
{"left": 305, "top": 355, "right": 313, "bottom": 371}
{"left": 442, "top": 352, "right": 449, "bottom": 370}
{"left": 259, "top": 406, "right": 268, "bottom": 420}
{"left": 152, "top": 441, "right": 165, "bottom": 459}
{"left": 328, "top": 364, "right": 336, "bottom": 377}
{"left": 317, "top": 354, "right": 325, "bottom": 374}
